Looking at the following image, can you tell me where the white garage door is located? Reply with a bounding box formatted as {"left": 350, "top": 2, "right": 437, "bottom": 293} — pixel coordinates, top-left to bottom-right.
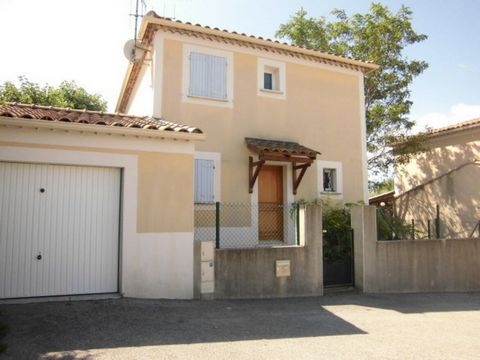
{"left": 0, "top": 162, "right": 121, "bottom": 299}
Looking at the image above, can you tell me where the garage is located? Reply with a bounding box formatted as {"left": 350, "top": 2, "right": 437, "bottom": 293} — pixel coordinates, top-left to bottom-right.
{"left": 0, "top": 162, "right": 121, "bottom": 299}
{"left": 0, "top": 102, "right": 204, "bottom": 299}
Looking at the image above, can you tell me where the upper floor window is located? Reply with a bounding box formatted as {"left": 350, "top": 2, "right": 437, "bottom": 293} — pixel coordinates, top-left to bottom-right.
{"left": 189, "top": 52, "right": 227, "bottom": 100}
{"left": 264, "top": 72, "right": 273, "bottom": 90}
{"left": 258, "top": 58, "right": 286, "bottom": 99}
{"left": 183, "top": 45, "right": 234, "bottom": 107}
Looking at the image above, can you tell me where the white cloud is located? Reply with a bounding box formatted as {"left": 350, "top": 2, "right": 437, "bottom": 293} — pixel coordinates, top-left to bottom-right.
{"left": 413, "top": 103, "right": 480, "bottom": 131}
{"left": 456, "top": 63, "right": 479, "bottom": 73}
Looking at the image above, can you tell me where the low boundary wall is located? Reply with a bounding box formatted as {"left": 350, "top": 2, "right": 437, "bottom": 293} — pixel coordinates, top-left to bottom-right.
{"left": 352, "top": 205, "right": 480, "bottom": 293}
{"left": 214, "top": 205, "right": 323, "bottom": 299}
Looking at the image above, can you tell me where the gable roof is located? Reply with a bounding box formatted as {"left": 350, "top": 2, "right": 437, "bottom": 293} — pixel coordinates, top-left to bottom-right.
{"left": 425, "top": 117, "right": 480, "bottom": 138}
{"left": 116, "top": 11, "right": 379, "bottom": 113}
{"left": 0, "top": 103, "right": 203, "bottom": 139}
{"left": 245, "top": 137, "right": 320, "bottom": 159}
{"left": 391, "top": 117, "right": 480, "bottom": 148}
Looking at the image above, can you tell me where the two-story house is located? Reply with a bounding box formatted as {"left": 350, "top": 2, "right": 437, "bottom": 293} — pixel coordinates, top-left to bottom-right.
{"left": 117, "top": 12, "right": 377, "bottom": 248}
{"left": 0, "top": 12, "right": 377, "bottom": 301}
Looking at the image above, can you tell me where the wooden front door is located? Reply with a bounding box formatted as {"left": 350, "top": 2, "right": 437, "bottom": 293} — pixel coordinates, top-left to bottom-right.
{"left": 258, "top": 165, "right": 284, "bottom": 241}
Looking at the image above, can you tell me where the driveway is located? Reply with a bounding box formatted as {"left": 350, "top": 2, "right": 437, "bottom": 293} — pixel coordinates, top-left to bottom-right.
{"left": 1, "top": 292, "right": 480, "bottom": 359}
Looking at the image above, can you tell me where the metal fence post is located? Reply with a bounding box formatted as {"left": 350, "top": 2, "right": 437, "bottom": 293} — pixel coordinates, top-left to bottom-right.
{"left": 435, "top": 204, "right": 440, "bottom": 239}
{"left": 296, "top": 202, "right": 300, "bottom": 246}
{"left": 411, "top": 219, "right": 415, "bottom": 240}
{"left": 427, "top": 219, "right": 431, "bottom": 239}
{"left": 215, "top": 201, "right": 220, "bottom": 249}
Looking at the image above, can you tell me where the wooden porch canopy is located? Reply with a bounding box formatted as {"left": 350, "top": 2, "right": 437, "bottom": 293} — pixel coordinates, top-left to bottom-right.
{"left": 245, "top": 137, "right": 321, "bottom": 194}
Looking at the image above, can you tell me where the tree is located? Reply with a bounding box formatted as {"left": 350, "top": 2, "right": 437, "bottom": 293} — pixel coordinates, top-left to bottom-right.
{"left": 370, "top": 178, "right": 394, "bottom": 196}
{"left": 0, "top": 76, "right": 107, "bottom": 111}
{"left": 276, "top": 3, "right": 429, "bottom": 176}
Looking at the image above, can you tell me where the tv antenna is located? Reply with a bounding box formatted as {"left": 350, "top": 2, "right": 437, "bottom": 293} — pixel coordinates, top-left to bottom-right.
{"left": 130, "top": 0, "right": 147, "bottom": 43}
{"left": 124, "top": 0, "right": 149, "bottom": 63}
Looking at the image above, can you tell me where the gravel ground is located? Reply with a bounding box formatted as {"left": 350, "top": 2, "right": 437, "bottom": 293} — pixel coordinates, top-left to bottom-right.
{"left": 1, "top": 292, "right": 480, "bottom": 359}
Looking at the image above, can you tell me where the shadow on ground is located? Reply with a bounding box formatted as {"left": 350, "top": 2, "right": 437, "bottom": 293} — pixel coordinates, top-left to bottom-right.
{"left": 1, "top": 292, "right": 480, "bottom": 359}
{"left": 322, "top": 291, "right": 480, "bottom": 314}
{"left": 0, "top": 296, "right": 364, "bottom": 359}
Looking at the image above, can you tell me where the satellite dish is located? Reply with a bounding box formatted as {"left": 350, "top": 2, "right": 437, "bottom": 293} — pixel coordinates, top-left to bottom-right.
{"left": 123, "top": 39, "right": 146, "bottom": 63}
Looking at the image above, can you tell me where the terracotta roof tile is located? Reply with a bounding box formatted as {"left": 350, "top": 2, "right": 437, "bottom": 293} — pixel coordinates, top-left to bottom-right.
{"left": 0, "top": 103, "right": 203, "bottom": 134}
{"left": 245, "top": 137, "right": 320, "bottom": 158}
{"left": 426, "top": 117, "right": 480, "bottom": 137}
{"left": 145, "top": 11, "right": 373, "bottom": 64}
{"left": 145, "top": 12, "right": 376, "bottom": 67}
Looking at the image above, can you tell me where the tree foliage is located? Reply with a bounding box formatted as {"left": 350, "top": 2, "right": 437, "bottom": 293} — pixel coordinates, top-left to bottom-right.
{"left": 0, "top": 76, "right": 107, "bottom": 111}
{"left": 276, "top": 3, "right": 429, "bottom": 176}
{"left": 370, "top": 178, "right": 394, "bottom": 196}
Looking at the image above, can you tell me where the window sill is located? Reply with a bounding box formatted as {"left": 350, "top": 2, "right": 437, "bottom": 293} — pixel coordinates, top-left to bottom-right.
{"left": 259, "top": 88, "right": 284, "bottom": 95}
{"left": 187, "top": 94, "right": 229, "bottom": 103}
{"left": 320, "top": 191, "right": 342, "bottom": 195}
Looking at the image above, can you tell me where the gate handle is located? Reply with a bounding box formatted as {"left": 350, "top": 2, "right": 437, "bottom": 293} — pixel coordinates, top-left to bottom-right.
{"left": 37, "top": 253, "right": 42, "bottom": 260}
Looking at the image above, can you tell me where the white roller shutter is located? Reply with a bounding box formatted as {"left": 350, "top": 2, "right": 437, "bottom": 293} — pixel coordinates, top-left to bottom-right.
{"left": 0, "top": 162, "right": 120, "bottom": 299}
{"left": 189, "top": 52, "right": 227, "bottom": 99}
{"left": 194, "top": 159, "right": 215, "bottom": 204}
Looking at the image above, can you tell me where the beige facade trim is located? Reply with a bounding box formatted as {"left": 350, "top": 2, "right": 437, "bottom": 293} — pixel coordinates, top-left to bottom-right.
{"left": 0, "top": 126, "right": 196, "bottom": 155}
{"left": 0, "top": 117, "right": 205, "bottom": 142}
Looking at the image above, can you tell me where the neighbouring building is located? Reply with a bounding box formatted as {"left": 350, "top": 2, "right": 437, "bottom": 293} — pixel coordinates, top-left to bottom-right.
{"left": 395, "top": 117, "right": 480, "bottom": 238}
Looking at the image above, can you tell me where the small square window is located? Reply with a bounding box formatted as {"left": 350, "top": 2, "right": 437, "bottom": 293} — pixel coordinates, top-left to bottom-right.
{"left": 258, "top": 58, "right": 285, "bottom": 98}
{"left": 264, "top": 73, "right": 273, "bottom": 90}
{"left": 323, "top": 168, "right": 337, "bottom": 192}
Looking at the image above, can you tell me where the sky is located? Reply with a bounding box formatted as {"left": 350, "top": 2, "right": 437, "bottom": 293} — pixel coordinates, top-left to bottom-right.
{"left": 0, "top": 0, "right": 479, "bottom": 132}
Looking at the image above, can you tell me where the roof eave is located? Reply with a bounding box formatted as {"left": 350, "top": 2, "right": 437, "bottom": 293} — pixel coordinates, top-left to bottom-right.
{"left": 0, "top": 117, "right": 206, "bottom": 142}
{"left": 115, "top": 17, "right": 152, "bottom": 113}
{"left": 392, "top": 123, "right": 480, "bottom": 148}
{"left": 143, "top": 15, "right": 379, "bottom": 72}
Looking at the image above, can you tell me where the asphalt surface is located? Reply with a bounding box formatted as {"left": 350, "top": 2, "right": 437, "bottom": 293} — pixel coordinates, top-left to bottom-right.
{"left": 1, "top": 292, "right": 480, "bottom": 359}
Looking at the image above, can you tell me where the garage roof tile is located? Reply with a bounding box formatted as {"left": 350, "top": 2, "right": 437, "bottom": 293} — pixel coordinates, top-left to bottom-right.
{"left": 0, "top": 103, "right": 203, "bottom": 134}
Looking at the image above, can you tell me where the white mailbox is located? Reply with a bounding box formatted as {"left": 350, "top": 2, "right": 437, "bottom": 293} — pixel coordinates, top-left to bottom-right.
{"left": 276, "top": 260, "right": 291, "bottom": 277}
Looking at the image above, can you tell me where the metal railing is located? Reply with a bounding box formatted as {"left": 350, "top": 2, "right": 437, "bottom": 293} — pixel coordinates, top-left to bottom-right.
{"left": 194, "top": 202, "right": 304, "bottom": 249}
{"left": 377, "top": 204, "right": 480, "bottom": 240}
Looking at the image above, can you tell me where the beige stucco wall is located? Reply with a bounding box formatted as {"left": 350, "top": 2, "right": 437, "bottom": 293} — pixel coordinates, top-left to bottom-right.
{"left": 137, "top": 151, "right": 193, "bottom": 232}
{"left": 395, "top": 129, "right": 480, "bottom": 238}
{"left": 156, "top": 37, "right": 366, "bottom": 204}
{"left": 353, "top": 205, "right": 480, "bottom": 293}
{"left": 0, "top": 140, "right": 194, "bottom": 233}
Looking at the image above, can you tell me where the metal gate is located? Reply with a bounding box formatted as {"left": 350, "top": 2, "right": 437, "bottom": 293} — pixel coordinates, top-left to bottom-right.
{"left": 323, "top": 228, "right": 354, "bottom": 287}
